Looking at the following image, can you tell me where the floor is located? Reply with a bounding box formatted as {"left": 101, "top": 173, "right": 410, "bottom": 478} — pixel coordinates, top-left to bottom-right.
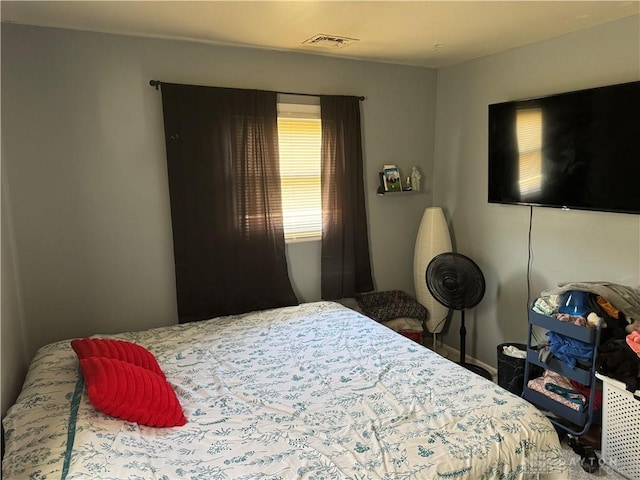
{"left": 561, "top": 442, "right": 627, "bottom": 479}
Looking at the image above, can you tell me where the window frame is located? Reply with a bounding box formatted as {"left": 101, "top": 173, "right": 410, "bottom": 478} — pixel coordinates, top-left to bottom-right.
{"left": 277, "top": 95, "right": 322, "bottom": 243}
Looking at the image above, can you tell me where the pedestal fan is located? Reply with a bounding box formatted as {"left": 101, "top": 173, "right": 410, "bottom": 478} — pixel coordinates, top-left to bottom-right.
{"left": 425, "top": 252, "right": 491, "bottom": 379}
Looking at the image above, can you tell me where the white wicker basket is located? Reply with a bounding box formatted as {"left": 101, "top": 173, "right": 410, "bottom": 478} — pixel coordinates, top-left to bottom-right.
{"left": 596, "top": 373, "right": 640, "bottom": 479}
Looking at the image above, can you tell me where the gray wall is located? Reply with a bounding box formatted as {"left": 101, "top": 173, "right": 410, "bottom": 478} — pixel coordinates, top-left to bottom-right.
{"left": 3, "top": 15, "right": 640, "bottom": 416}
{"left": 433, "top": 15, "right": 640, "bottom": 366}
{"left": 1, "top": 142, "right": 30, "bottom": 418}
{"left": 1, "top": 24, "right": 436, "bottom": 415}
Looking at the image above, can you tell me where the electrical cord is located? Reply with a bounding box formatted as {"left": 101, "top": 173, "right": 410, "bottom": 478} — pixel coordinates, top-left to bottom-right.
{"left": 426, "top": 314, "right": 451, "bottom": 358}
{"left": 527, "top": 206, "right": 541, "bottom": 344}
{"left": 527, "top": 206, "right": 533, "bottom": 302}
{"left": 432, "top": 313, "right": 449, "bottom": 335}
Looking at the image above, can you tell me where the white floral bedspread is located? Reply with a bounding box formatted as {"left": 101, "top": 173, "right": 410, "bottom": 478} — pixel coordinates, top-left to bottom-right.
{"left": 3, "top": 301, "right": 568, "bottom": 479}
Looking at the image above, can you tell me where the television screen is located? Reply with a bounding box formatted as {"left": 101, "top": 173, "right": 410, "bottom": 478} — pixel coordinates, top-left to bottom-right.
{"left": 488, "top": 81, "right": 640, "bottom": 215}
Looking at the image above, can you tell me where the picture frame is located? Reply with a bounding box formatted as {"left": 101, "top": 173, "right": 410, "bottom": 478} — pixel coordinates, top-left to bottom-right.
{"left": 383, "top": 166, "right": 402, "bottom": 192}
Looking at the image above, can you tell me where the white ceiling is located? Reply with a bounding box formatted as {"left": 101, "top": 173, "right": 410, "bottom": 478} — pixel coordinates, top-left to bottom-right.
{"left": 2, "top": 1, "right": 639, "bottom": 68}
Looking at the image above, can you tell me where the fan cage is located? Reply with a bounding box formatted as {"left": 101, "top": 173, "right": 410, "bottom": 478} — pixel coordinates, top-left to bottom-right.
{"left": 425, "top": 252, "right": 485, "bottom": 311}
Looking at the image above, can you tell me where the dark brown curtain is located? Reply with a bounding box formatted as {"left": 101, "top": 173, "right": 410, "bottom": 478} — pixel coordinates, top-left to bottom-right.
{"left": 320, "top": 95, "right": 374, "bottom": 299}
{"left": 160, "top": 83, "right": 298, "bottom": 323}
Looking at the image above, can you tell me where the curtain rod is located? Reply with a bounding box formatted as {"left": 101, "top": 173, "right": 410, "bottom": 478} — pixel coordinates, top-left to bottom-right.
{"left": 149, "top": 80, "right": 365, "bottom": 101}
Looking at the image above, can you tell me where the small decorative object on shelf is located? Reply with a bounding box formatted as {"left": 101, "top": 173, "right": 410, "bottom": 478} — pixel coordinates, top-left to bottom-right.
{"left": 376, "top": 165, "right": 422, "bottom": 195}
{"left": 383, "top": 165, "right": 402, "bottom": 192}
{"left": 411, "top": 166, "right": 421, "bottom": 192}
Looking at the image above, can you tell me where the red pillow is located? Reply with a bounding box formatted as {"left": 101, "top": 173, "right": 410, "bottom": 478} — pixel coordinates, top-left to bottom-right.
{"left": 71, "top": 338, "right": 165, "bottom": 378}
{"left": 80, "top": 356, "right": 186, "bottom": 428}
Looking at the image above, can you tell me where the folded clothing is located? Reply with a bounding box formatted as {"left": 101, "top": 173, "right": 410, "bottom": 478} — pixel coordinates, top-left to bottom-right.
{"left": 546, "top": 331, "right": 593, "bottom": 368}
{"left": 597, "top": 295, "right": 620, "bottom": 319}
{"left": 596, "top": 339, "right": 640, "bottom": 392}
{"left": 542, "top": 370, "right": 574, "bottom": 391}
{"left": 527, "top": 370, "right": 586, "bottom": 411}
{"left": 532, "top": 298, "right": 555, "bottom": 316}
{"left": 571, "top": 380, "right": 602, "bottom": 410}
{"left": 557, "top": 314, "right": 587, "bottom": 327}
{"left": 626, "top": 331, "right": 640, "bottom": 358}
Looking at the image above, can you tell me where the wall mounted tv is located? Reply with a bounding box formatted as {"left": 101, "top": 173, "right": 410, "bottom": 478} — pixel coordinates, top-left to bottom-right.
{"left": 488, "top": 81, "right": 640, "bottom": 215}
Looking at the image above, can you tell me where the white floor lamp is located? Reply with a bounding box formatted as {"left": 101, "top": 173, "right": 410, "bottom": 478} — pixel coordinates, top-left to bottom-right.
{"left": 413, "top": 207, "right": 452, "bottom": 349}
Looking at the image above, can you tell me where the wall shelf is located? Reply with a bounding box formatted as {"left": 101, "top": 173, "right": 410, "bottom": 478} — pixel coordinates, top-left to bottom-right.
{"left": 376, "top": 190, "right": 419, "bottom": 196}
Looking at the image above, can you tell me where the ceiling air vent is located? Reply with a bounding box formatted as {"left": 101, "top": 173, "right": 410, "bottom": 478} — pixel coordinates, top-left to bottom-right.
{"left": 302, "top": 34, "right": 359, "bottom": 49}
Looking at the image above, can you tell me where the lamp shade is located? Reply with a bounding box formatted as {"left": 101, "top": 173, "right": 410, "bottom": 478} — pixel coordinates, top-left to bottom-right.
{"left": 413, "top": 207, "right": 452, "bottom": 334}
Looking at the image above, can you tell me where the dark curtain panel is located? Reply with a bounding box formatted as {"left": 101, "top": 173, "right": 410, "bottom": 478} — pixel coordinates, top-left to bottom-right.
{"left": 160, "top": 83, "right": 298, "bottom": 323}
{"left": 320, "top": 95, "right": 374, "bottom": 299}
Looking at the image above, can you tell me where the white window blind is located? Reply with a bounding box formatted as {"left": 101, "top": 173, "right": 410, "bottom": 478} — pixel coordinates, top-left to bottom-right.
{"left": 277, "top": 101, "right": 322, "bottom": 242}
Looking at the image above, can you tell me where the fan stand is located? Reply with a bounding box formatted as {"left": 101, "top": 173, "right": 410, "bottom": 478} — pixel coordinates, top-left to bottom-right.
{"left": 458, "top": 309, "right": 492, "bottom": 380}
{"left": 425, "top": 252, "right": 492, "bottom": 381}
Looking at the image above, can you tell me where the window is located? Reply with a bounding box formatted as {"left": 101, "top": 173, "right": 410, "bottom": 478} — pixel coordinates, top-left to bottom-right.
{"left": 277, "top": 99, "right": 322, "bottom": 242}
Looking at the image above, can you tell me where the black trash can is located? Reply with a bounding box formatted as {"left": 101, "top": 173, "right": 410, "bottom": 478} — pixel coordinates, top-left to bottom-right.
{"left": 497, "top": 343, "right": 528, "bottom": 395}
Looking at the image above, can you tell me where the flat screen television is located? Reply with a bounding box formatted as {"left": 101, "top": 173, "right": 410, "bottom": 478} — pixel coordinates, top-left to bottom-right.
{"left": 488, "top": 81, "right": 640, "bottom": 215}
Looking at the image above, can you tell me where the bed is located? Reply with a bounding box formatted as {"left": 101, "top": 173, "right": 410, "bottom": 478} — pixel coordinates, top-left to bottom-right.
{"left": 2, "top": 301, "right": 567, "bottom": 479}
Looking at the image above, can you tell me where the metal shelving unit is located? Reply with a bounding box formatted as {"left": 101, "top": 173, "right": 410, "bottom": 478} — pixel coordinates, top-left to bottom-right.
{"left": 522, "top": 304, "right": 602, "bottom": 437}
